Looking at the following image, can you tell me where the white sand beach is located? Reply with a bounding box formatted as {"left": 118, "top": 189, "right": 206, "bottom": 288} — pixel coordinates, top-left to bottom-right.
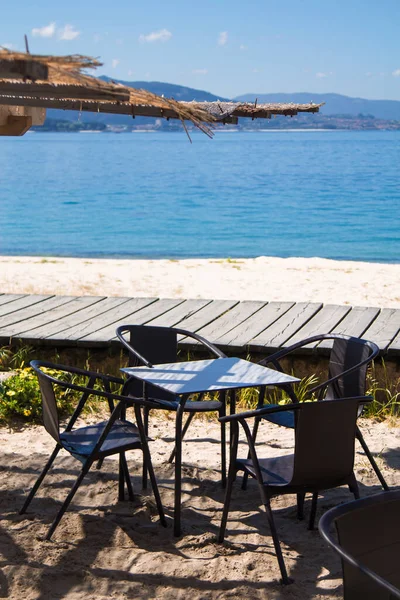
{"left": 1, "top": 255, "right": 400, "bottom": 307}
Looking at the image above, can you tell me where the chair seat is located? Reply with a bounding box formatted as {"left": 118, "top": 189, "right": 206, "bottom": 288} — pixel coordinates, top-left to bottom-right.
{"left": 148, "top": 398, "right": 222, "bottom": 412}
{"left": 60, "top": 420, "right": 141, "bottom": 458}
{"left": 183, "top": 399, "right": 222, "bottom": 412}
{"left": 261, "top": 404, "right": 295, "bottom": 428}
{"left": 237, "top": 455, "right": 294, "bottom": 487}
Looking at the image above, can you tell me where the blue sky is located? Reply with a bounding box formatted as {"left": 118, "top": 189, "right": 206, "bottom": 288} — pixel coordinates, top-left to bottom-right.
{"left": 2, "top": 0, "right": 400, "bottom": 100}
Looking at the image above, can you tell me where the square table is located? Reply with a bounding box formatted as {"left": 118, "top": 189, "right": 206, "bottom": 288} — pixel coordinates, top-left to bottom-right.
{"left": 122, "top": 357, "right": 300, "bottom": 535}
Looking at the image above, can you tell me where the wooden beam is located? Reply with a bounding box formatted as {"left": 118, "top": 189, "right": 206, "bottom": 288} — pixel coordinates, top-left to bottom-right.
{"left": 0, "top": 58, "right": 48, "bottom": 81}
{"left": 0, "top": 115, "right": 32, "bottom": 136}
{"left": 0, "top": 95, "right": 182, "bottom": 119}
{"left": 0, "top": 82, "right": 131, "bottom": 102}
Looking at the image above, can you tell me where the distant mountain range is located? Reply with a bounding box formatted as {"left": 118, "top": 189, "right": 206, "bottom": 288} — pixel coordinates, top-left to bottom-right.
{"left": 44, "top": 78, "right": 400, "bottom": 129}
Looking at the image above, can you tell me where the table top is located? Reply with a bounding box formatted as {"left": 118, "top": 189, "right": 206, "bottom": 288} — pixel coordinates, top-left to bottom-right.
{"left": 121, "top": 357, "right": 300, "bottom": 396}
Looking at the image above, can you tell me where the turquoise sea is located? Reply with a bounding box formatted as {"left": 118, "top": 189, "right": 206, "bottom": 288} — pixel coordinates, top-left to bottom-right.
{"left": 0, "top": 130, "right": 399, "bottom": 263}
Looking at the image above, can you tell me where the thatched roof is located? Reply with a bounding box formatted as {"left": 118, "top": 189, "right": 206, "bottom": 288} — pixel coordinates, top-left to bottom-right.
{"left": 0, "top": 49, "right": 215, "bottom": 136}
{"left": 0, "top": 49, "right": 323, "bottom": 135}
{"left": 187, "top": 100, "right": 323, "bottom": 123}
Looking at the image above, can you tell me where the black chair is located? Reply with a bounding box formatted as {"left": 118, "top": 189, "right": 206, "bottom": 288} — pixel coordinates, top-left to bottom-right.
{"left": 116, "top": 325, "right": 228, "bottom": 487}
{"left": 218, "top": 396, "right": 371, "bottom": 585}
{"left": 319, "top": 490, "right": 400, "bottom": 599}
{"left": 20, "top": 360, "right": 166, "bottom": 540}
{"left": 244, "top": 334, "right": 388, "bottom": 501}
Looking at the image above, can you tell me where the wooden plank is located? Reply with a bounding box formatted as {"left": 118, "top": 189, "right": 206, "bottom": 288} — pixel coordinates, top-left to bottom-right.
{"left": 17, "top": 297, "right": 107, "bottom": 341}
{"left": 0, "top": 294, "right": 51, "bottom": 318}
{"left": 78, "top": 298, "right": 185, "bottom": 346}
{"left": 284, "top": 304, "right": 352, "bottom": 349}
{"left": 362, "top": 308, "right": 400, "bottom": 352}
{"left": 78, "top": 298, "right": 159, "bottom": 343}
{"left": 318, "top": 306, "right": 380, "bottom": 350}
{"left": 144, "top": 299, "right": 213, "bottom": 328}
{"left": 0, "top": 82, "right": 130, "bottom": 102}
{"left": 0, "top": 296, "right": 77, "bottom": 337}
{"left": 0, "top": 95, "right": 183, "bottom": 120}
{"left": 176, "top": 299, "right": 240, "bottom": 343}
{"left": 0, "top": 294, "right": 26, "bottom": 307}
{"left": 249, "top": 302, "right": 323, "bottom": 352}
{"left": 45, "top": 297, "right": 135, "bottom": 342}
{"left": 83, "top": 299, "right": 210, "bottom": 344}
{"left": 7, "top": 297, "right": 103, "bottom": 339}
{"left": 214, "top": 301, "right": 295, "bottom": 350}
{"left": 195, "top": 301, "right": 267, "bottom": 346}
{"left": 387, "top": 328, "right": 400, "bottom": 357}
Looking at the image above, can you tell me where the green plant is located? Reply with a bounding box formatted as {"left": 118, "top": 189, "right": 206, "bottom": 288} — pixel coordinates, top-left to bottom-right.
{"left": 0, "top": 367, "right": 75, "bottom": 422}
{"left": 0, "top": 364, "right": 118, "bottom": 423}
{"left": 364, "top": 360, "right": 400, "bottom": 420}
{"left": 235, "top": 373, "right": 319, "bottom": 410}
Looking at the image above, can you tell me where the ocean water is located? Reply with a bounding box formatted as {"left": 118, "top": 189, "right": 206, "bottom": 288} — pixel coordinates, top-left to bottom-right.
{"left": 0, "top": 130, "right": 399, "bottom": 263}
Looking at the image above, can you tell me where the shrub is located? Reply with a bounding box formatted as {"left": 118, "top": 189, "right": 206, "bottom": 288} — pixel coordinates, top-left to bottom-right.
{"left": 0, "top": 367, "right": 76, "bottom": 423}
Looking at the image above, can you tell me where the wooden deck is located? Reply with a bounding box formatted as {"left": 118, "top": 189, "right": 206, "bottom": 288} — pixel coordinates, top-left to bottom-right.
{"left": 0, "top": 293, "right": 399, "bottom": 358}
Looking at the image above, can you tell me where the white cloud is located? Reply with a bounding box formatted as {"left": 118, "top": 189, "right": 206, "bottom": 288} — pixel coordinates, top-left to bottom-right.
{"left": 112, "top": 59, "right": 119, "bottom": 69}
{"left": 252, "top": 68, "right": 259, "bottom": 73}
{"left": 32, "top": 22, "right": 56, "bottom": 38}
{"left": 239, "top": 44, "right": 247, "bottom": 51}
{"left": 218, "top": 31, "right": 228, "bottom": 46}
{"left": 392, "top": 69, "right": 400, "bottom": 77}
{"left": 192, "top": 68, "right": 208, "bottom": 75}
{"left": 1, "top": 42, "right": 13, "bottom": 49}
{"left": 366, "top": 71, "right": 373, "bottom": 77}
{"left": 127, "top": 70, "right": 133, "bottom": 77}
{"left": 139, "top": 29, "right": 172, "bottom": 43}
{"left": 316, "top": 71, "right": 333, "bottom": 78}
{"left": 58, "top": 24, "right": 80, "bottom": 41}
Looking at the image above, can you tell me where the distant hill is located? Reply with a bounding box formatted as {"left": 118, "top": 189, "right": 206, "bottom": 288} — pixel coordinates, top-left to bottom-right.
{"left": 234, "top": 92, "right": 400, "bottom": 121}
{"left": 100, "top": 77, "right": 228, "bottom": 102}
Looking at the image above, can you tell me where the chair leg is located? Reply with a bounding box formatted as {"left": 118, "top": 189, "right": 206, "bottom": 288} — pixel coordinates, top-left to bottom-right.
{"left": 142, "top": 407, "right": 150, "bottom": 490}
{"left": 242, "top": 416, "right": 261, "bottom": 490}
{"left": 120, "top": 453, "right": 134, "bottom": 501}
{"left": 220, "top": 407, "right": 227, "bottom": 489}
{"left": 264, "top": 497, "right": 293, "bottom": 585}
{"left": 20, "top": 444, "right": 61, "bottom": 515}
{"left": 141, "top": 444, "right": 166, "bottom": 527}
{"left": 168, "top": 412, "right": 195, "bottom": 464}
{"left": 46, "top": 460, "right": 92, "bottom": 541}
{"left": 297, "top": 493, "right": 305, "bottom": 520}
{"left": 308, "top": 492, "right": 318, "bottom": 530}
{"left": 174, "top": 403, "right": 185, "bottom": 536}
{"left": 217, "top": 464, "right": 236, "bottom": 543}
{"left": 118, "top": 453, "right": 125, "bottom": 501}
{"left": 348, "top": 473, "right": 360, "bottom": 500}
{"left": 356, "top": 426, "right": 389, "bottom": 491}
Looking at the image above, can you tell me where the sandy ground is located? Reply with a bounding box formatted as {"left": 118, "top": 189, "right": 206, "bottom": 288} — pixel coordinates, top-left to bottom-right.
{"left": 0, "top": 255, "right": 400, "bottom": 308}
{"left": 0, "top": 414, "right": 398, "bottom": 600}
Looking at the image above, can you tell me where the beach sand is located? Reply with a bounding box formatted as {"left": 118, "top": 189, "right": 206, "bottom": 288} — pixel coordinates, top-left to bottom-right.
{"left": 0, "top": 415, "right": 398, "bottom": 600}
{"left": 0, "top": 255, "right": 400, "bottom": 307}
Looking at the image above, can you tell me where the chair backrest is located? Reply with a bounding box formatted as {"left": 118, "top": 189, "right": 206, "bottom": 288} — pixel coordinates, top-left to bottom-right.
{"left": 119, "top": 325, "right": 178, "bottom": 366}
{"left": 290, "top": 397, "right": 360, "bottom": 487}
{"left": 326, "top": 336, "right": 378, "bottom": 399}
{"left": 117, "top": 325, "right": 178, "bottom": 401}
{"left": 32, "top": 364, "right": 61, "bottom": 443}
{"left": 319, "top": 491, "right": 400, "bottom": 600}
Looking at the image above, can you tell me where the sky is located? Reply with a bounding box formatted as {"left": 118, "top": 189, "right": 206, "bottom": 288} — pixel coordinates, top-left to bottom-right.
{"left": 2, "top": 0, "right": 400, "bottom": 100}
